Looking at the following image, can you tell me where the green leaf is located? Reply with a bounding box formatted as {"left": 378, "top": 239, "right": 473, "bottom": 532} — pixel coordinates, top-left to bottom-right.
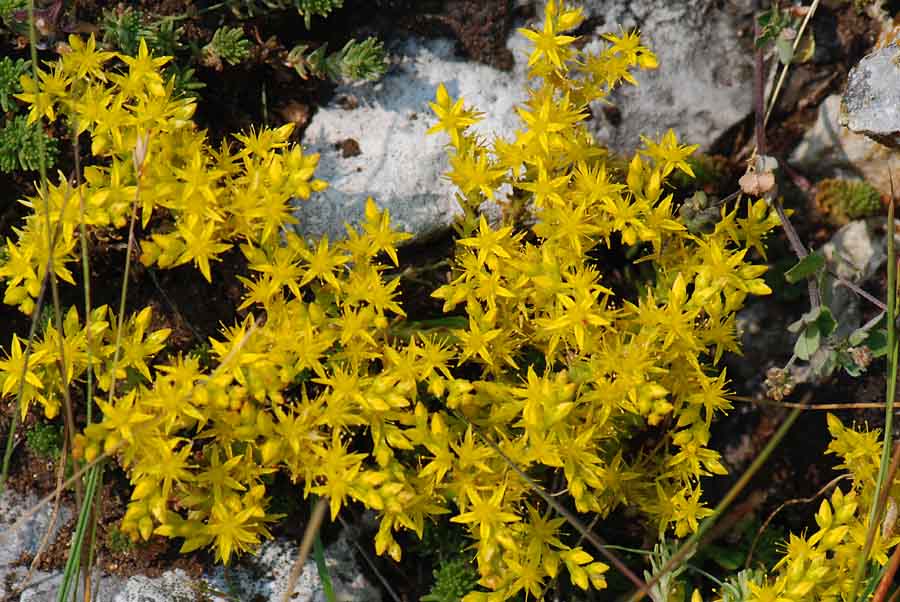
{"left": 794, "top": 324, "right": 821, "bottom": 360}
{"left": 775, "top": 35, "right": 795, "bottom": 65}
{"left": 809, "top": 347, "right": 838, "bottom": 379}
{"left": 784, "top": 252, "right": 824, "bottom": 284}
{"left": 787, "top": 306, "right": 822, "bottom": 334}
{"left": 849, "top": 313, "right": 886, "bottom": 348}
{"left": 840, "top": 352, "right": 863, "bottom": 377}
{"left": 792, "top": 306, "right": 836, "bottom": 360}
{"left": 866, "top": 329, "right": 889, "bottom": 358}
{"left": 814, "top": 306, "right": 837, "bottom": 338}
{"left": 848, "top": 327, "right": 869, "bottom": 347}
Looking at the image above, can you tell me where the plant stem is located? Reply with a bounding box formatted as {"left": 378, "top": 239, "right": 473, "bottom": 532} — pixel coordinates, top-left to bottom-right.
{"left": 56, "top": 461, "right": 101, "bottom": 602}
{"left": 313, "top": 534, "right": 336, "bottom": 602}
{"left": 626, "top": 403, "right": 803, "bottom": 602}
{"left": 282, "top": 496, "right": 329, "bottom": 602}
{"left": 763, "top": 0, "right": 822, "bottom": 127}
{"left": 849, "top": 187, "right": 899, "bottom": 602}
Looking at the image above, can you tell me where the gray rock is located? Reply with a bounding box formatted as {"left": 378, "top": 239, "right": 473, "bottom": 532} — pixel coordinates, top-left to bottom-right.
{"left": 0, "top": 490, "right": 73, "bottom": 601}
{"left": 0, "top": 490, "right": 378, "bottom": 602}
{"left": 201, "top": 538, "right": 381, "bottom": 602}
{"left": 112, "top": 571, "right": 196, "bottom": 602}
{"left": 294, "top": 0, "right": 757, "bottom": 244}
{"left": 790, "top": 94, "right": 898, "bottom": 195}
{"left": 580, "top": 0, "right": 755, "bottom": 156}
{"left": 820, "top": 219, "right": 886, "bottom": 340}
{"left": 823, "top": 219, "right": 886, "bottom": 285}
{"left": 842, "top": 45, "right": 900, "bottom": 149}
{"left": 293, "top": 35, "right": 530, "bottom": 244}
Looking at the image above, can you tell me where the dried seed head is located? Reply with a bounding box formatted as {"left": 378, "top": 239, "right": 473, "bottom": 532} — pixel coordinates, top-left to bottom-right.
{"left": 883, "top": 497, "right": 898, "bottom": 539}
{"left": 848, "top": 346, "right": 873, "bottom": 371}
{"left": 133, "top": 132, "right": 149, "bottom": 174}
{"left": 764, "top": 366, "right": 794, "bottom": 401}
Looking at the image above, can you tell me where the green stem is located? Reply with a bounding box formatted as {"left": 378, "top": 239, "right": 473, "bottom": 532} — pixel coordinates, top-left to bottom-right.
{"left": 2, "top": 0, "right": 56, "bottom": 493}
{"left": 313, "top": 534, "right": 336, "bottom": 602}
{"left": 849, "top": 188, "right": 898, "bottom": 602}
{"left": 72, "top": 118, "right": 94, "bottom": 426}
{"left": 626, "top": 404, "right": 803, "bottom": 602}
{"left": 56, "top": 462, "right": 101, "bottom": 602}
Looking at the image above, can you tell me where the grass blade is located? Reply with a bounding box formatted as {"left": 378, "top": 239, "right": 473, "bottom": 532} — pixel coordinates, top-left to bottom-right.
{"left": 313, "top": 534, "right": 337, "bottom": 602}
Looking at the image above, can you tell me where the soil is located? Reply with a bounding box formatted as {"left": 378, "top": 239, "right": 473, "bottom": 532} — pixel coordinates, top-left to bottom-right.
{"left": 0, "top": 0, "right": 894, "bottom": 600}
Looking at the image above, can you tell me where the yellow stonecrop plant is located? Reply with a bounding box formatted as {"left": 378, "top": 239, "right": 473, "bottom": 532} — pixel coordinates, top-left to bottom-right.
{"left": 0, "top": 1, "right": 795, "bottom": 600}
{"left": 740, "top": 414, "right": 900, "bottom": 602}
{"left": 665, "top": 415, "right": 900, "bottom": 602}
{"left": 2, "top": 35, "right": 326, "bottom": 315}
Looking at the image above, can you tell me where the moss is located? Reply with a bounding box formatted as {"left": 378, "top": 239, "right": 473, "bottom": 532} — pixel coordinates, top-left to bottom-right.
{"left": 422, "top": 557, "right": 480, "bottom": 602}
{"left": 105, "top": 525, "right": 136, "bottom": 554}
{"left": 25, "top": 422, "right": 63, "bottom": 458}
{"left": 814, "top": 178, "right": 883, "bottom": 226}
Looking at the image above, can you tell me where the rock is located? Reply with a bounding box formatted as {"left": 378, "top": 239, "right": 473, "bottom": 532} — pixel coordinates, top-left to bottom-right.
{"left": 579, "top": 0, "right": 755, "bottom": 156}
{"left": 842, "top": 44, "right": 900, "bottom": 149}
{"left": 820, "top": 219, "right": 886, "bottom": 340}
{"left": 201, "top": 537, "right": 381, "bottom": 602}
{"left": 295, "top": 0, "right": 757, "bottom": 244}
{"left": 293, "top": 35, "right": 531, "bottom": 244}
{"left": 0, "top": 490, "right": 378, "bottom": 602}
{"left": 0, "top": 490, "right": 73, "bottom": 601}
{"left": 790, "top": 94, "right": 898, "bottom": 196}
{"left": 822, "top": 219, "right": 886, "bottom": 285}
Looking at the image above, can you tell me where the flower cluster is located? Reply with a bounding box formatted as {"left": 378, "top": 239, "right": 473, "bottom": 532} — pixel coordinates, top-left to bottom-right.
{"left": 746, "top": 414, "right": 900, "bottom": 602}
{"left": 419, "top": 2, "right": 780, "bottom": 594}
{"left": 0, "top": 2, "right": 785, "bottom": 600}
{"left": 2, "top": 35, "right": 325, "bottom": 314}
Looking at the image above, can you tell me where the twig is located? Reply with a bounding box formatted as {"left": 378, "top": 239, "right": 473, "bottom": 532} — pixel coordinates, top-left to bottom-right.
{"left": 282, "top": 496, "right": 329, "bottom": 602}
{"left": 337, "top": 515, "right": 402, "bottom": 602}
{"left": 753, "top": 8, "right": 766, "bottom": 157}
{"left": 763, "top": 0, "right": 822, "bottom": 127}
{"left": 775, "top": 199, "right": 821, "bottom": 308}
{"left": 834, "top": 277, "right": 888, "bottom": 312}
{"left": 752, "top": 2, "right": 820, "bottom": 309}
{"left": 727, "top": 395, "right": 899, "bottom": 411}
{"left": 874, "top": 516, "right": 900, "bottom": 602}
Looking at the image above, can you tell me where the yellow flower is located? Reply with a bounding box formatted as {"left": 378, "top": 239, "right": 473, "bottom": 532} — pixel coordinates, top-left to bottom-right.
{"left": 457, "top": 215, "right": 518, "bottom": 271}
{"left": 360, "top": 197, "right": 412, "bottom": 266}
{"left": 175, "top": 215, "right": 231, "bottom": 282}
{"left": 113, "top": 38, "right": 170, "bottom": 98}
{"left": 640, "top": 129, "right": 699, "bottom": 178}
{"left": 15, "top": 65, "right": 70, "bottom": 123}
{"left": 427, "top": 83, "right": 483, "bottom": 148}
{"left": 61, "top": 33, "right": 116, "bottom": 81}
{"left": 518, "top": 0, "right": 580, "bottom": 69}
{"left": 451, "top": 482, "right": 520, "bottom": 540}
{"left": 299, "top": 236, "right": 350, "bottom": 289}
